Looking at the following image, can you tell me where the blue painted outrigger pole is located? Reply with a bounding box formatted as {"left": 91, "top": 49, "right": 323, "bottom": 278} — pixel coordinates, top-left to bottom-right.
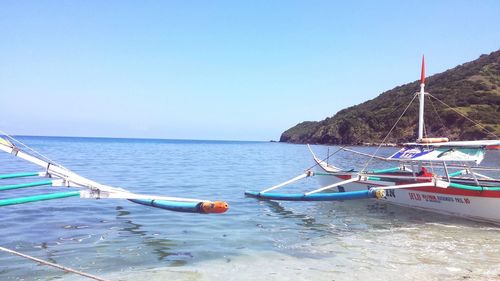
{"left": 244, "top": 189, "right": 385, "bottom": 201}
{"left": 129, "top": 199, "right": 229, "bottom": 214}
{"left": 0, "top": 136, "right": 229, "bottom": 214}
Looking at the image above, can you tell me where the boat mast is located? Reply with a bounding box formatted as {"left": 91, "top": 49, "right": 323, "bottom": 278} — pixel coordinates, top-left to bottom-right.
{"left": 418, "top": 55, "right": 426, "bottom": 140}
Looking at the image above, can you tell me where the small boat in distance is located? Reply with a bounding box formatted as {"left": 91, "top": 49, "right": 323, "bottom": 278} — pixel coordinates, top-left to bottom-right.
{"left": 246, "top": 56, "right": 500, "bottom": 224}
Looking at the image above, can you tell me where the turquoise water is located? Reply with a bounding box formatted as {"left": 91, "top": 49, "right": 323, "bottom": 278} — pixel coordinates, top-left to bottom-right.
{"left": 0, "top": 136, "right": 499, "bottom": 281}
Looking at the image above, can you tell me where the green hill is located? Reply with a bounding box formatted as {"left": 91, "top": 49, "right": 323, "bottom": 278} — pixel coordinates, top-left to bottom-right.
{"left": 280, "top": 50, "right": 500, "bottom": 145}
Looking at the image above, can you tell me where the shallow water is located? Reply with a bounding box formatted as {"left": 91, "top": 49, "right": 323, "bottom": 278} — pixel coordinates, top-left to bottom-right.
{"left": 0, "top": 136, "right": 499, "bottom": 280}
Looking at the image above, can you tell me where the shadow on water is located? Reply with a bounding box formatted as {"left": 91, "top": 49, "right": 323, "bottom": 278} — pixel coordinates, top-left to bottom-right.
{"left": 115, "top": 205, "right": 148, "bottom": 237}
{"left": 259, "top": 196, "right": 496, "bottom": 236}
{"left": 262, "top": 200, "right": 329, "bottom": 228}
{"left": 144, "top": 238, "right": 189, "bottom": 264}
{"left": 114, "top": 205, "right": 190, "bottom": 264}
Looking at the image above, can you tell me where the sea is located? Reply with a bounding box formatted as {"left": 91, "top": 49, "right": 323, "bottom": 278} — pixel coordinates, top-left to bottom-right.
{"left": 0, "top": 136, "right": 499, "bottom": 281}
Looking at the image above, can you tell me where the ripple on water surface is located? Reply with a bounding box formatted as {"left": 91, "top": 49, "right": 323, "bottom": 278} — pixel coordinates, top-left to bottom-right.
{"left": 0, "top": 137, "right": 499, "bottom": 280}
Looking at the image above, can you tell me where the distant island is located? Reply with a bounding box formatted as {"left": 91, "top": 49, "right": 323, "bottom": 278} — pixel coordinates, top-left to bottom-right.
{"left": 280, "top": 50, "right": 500, "bottom": 145}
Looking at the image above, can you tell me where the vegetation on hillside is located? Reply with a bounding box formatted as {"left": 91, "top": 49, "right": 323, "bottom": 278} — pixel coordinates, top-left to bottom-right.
{"left": 280, "top": 50, "right": 500, "bottom": 145}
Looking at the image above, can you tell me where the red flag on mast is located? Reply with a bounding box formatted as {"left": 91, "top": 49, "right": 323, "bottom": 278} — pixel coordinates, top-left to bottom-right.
{"left": 421, "top": 55, "right": 425, "bottom": 84}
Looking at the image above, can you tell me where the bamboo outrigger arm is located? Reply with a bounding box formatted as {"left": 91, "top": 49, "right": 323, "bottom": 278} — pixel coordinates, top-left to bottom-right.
{"left": 0, "top": 137, "right": 228, "bottom": 214}
{"left": 244, "top": 170, "right": 381, "bottom": 202}
{"left": 245, "top": 169, "right": 500, "bottom": 202}
{"left": 244, "top": 168, "right": 453, "bottom": 202}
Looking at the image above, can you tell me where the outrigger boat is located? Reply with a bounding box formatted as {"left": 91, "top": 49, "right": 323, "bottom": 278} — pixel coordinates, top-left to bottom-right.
{"left": 0, "top": 135, "right": 228, "bottom": 214}
{"left": 0, "top": 134, "right": 228, "bottom": 280}
{"left": 246, "top": 56, "right": 500, "bottom": 224}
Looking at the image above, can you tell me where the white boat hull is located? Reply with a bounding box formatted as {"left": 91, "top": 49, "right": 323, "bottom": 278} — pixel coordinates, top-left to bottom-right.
{"left": 316, "top": 171, "right": 500, "bottom": 224}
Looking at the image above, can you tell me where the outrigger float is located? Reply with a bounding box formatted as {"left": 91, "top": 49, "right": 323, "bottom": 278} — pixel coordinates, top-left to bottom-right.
{"left": 0, "top": 136, "right": 228, "bottom": 214}
{"left": 246, "top": 56, "right": 500, "bottom": 224}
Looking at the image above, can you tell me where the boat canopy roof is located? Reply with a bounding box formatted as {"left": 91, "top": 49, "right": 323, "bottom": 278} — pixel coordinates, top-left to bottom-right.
{"left": 387, "top": 141, "right": 500, "bottom": 164}
{"left": 389, "top": 140, "right": 499, "bottom": 164}
{"left": 403, "top": 140, "right": 500, "bottom": 148}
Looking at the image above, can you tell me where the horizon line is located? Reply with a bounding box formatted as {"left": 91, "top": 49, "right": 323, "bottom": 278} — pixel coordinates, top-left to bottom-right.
{"left": 8, "top": 134, "right": 273, "bottom": 143}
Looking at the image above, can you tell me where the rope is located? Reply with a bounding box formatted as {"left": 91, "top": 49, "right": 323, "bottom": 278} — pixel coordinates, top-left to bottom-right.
{"left": 0, "top": 246, "right": 109, "bottom": 281}
{"left": 0, "top": 129, "right": 71, "bottom": 172}
{"left": 427, "top": 94, "right": 499, "bottom": 139}
{"left": 340, "top": 147, "right": 389, "bottom": 161}
{"left": 428, "top": 97, "right": 449, "bottom": 137}
{"left": 422, "top": 122, "right": 438, "bottom": 175}
{"left": 426, "top": 97, "right": 470, "bottom": 174}
{"left": 305, "top": 145, "right": 347, "bottom": 171}
{"left": 360, "top": 93, "right": 419, "bottom": 173}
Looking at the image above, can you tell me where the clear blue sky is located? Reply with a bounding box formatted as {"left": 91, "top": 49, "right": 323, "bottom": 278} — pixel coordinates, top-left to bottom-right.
{"left": 1, "top": 1, "right": 499, "bottom": 141}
